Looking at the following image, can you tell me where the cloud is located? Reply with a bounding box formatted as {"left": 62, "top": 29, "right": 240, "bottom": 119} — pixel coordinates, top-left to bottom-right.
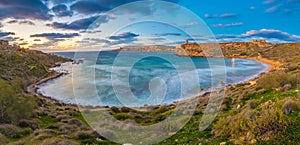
{"left": 204, "top": 13, "right": 238, "bottom": 19}
{"left": 211, "top": 22, "right": 244, "bottom": 28}
{"left": 0, "top": 23, "right": 3, "bottom": 28}
{"left": 30, "top": 33, "right": 80, "bottom": 40}
{"left": 0, "top": 32, "right": 15, "bottom": 37}
{"left": 0, "top": 0, "right": 52, "bottom": 20}
{"left": 214, "top": 29, "right": 300, "bottom": 42}
{"left": 263, "top": 0, "right": 300, "bottom": 14}
{"left": 79, "top": 30, "right": 102, "bottom": 34}
{"left": 70, "top": 0, "right": 181, "bottom": 16}
{"left": 148, "top": 37, "right": 167, "bottom": 42}
{"left": 48, "top": 15, "right": 109, "bottom": 30}
{"left": 7, "top": 20, "right": 35, "bottom": 25}
{"left": 264, "top": 0, "right": 278, "bottom": 4}
{"left": 241, "top": 29, "right": 300, "bottom": 41}
{"left": 70, "top": 1, "right": 108, "bottom": 15}
{"left": 108, "top": 32, "right": 139, "bottom": 40}
{"left": 155, "top": 33, "right": 182, "bottom": 37}
{"left": 51, "top": 4, "right": 73, "bottom": 17}
{"left": 265, "top": 5, "right": 281, "bottom": 13}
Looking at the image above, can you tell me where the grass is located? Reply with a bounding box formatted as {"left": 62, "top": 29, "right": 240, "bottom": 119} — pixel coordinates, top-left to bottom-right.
{"left": 38, "top": 115, "right": 59, "bottom": 128}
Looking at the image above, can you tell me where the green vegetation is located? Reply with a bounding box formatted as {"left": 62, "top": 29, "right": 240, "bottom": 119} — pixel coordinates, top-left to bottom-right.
{"left": 0, "top": 42, "right": 300, "bottom": 144}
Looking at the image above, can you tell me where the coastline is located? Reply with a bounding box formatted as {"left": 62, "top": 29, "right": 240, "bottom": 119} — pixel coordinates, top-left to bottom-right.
{"left": 28, "top": 54, "right": 280, "bottom": 109}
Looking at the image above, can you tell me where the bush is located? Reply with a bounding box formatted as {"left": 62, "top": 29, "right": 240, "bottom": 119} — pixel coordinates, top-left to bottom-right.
{"left": 0, "top": 124, "right": 23, "bottom": 138}
{"left": 0, "top": 79, "right": 35, "bottom": 124}
{"left": 110, "top": 106, "right": 120, "bottom": 113}
{"left": 76, "top": 131, "right": 97, "bottom": 140}
{"left": 257, "top": 72, "right": 299, "bottom": 90}
{"left": 0, "top": 133, "right": 8, "bottom": 144}
{"left": 282, "top": 99, "right": 300, "bottom": 115}
{"left": 18, "top": 119, "right": 39, "bottom": 130}
{"left": 120, "top": 107, "right": 131, "bottom": 113}
{"left": 213, "top": 107, "right": 290, "bottom": 142}
{"left": 113, "top": 113, "right": 132, "bottom": 120}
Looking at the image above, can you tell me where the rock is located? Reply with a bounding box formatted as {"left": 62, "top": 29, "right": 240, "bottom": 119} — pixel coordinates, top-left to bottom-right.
{"left": 220, "top": 142, "right": 226, "bottom": 145}
{"left": 250, "top": 139, "right": 257, "bottom": 144}
{"left": 236, "top": 104, "right": 241, "bottom": 109}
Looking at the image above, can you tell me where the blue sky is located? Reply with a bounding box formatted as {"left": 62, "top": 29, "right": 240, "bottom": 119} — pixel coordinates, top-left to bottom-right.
{"left": 0, "top": 0, "right": 299, "bottom": 51}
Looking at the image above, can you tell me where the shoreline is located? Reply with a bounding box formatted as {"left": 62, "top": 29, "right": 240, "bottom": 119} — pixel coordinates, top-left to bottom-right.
{"left": 28, "top": 54, "right": 280, "bottom": 109}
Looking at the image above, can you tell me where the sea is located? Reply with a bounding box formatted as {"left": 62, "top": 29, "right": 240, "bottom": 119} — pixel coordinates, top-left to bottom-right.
{"left": 37, "top": 51, "right": 269, "bottom": 107}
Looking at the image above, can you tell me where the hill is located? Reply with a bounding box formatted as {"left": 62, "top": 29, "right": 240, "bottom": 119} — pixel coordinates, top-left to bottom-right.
{"left": 0, "top": 40, "right": 299, "bottom": 144}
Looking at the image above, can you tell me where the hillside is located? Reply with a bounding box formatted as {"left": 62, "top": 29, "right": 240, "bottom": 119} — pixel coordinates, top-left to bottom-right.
{"left": 0, "top": 40, "right": 299, "bottom": 144}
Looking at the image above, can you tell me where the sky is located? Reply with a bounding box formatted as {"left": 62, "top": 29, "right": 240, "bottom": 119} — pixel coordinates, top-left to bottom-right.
{"left": 0, "top": 0, "right": 299, "bottom": 51}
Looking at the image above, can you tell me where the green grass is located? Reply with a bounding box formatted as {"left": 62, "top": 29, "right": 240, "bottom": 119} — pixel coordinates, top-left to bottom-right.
{"left": 38, "top": 115, "right": 59, "bottom": 128}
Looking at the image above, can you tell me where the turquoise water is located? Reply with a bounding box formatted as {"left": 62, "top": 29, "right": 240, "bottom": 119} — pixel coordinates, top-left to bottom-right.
{"left": 38, "top": 51, "right": 269, "bottom": 107}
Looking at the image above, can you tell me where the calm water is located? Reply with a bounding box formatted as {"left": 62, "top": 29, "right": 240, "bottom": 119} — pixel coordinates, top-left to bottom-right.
{"left": 38, "top": 51, "right": 269, "bottom": 107}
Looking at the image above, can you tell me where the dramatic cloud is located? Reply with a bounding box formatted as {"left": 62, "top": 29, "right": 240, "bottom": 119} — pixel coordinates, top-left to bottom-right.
{"left": 211, "top": 22, "right": 244, "bottom": 28}
{"left": 70, "top": 0, "right": 181, "bottom": 16}
{"left": 0, "top": 23, "right": 3, "bottom": 28}
{"left": 7, "top": 20, "right": 35, "bottom": 25}
{"left": 70, "top": 1, "right": 109, "bottom": 15}
{"left": 109, "top": 32, "right": 139, "bottom": 40}
{"left": 30, "top": 33, "right": 80, "bottom": 40}
{"left": 204, "top": 13, "right": 238, "bottom": 19}
{"left": 0, "top": 0, "right": 52, "bottom": 20}
{"left": 48, "top": 15, "right": 109, "bottom": 30}
{"left": 51, "top": 4, "right": 73, "bottom": 17}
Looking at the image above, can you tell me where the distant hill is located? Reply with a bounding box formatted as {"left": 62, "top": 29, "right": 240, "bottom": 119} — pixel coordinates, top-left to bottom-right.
{"left": 117, "top": 39, "right": 276, "bottom": 58}
{"left": 116, "top": 45, "right": 176, "bottom": 52}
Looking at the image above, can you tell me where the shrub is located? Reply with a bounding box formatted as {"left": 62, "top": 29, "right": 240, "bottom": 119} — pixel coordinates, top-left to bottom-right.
{"left": 120, "top": 107, "right": 131, "bottom": 113}
{"left": 110, "top": 106, "right": 120, "bottom": 113}
{"left": 113, "top": 113, "right": 132, "bottom": 120}
{"left": 282, "top": 99, "right": 300, "bottom": 115}
{"left": 0, "top": 124, "right": 23, "bottom": 138}
{"left": 257, "top": 72, "right": 299, "bottom": 90}
{"left": 0, "top": 79, "right": 35, "bottom": 124}
{"left": 0, "top": 133, "right": 8, "bottom": 144}
{"left": 18, "top": 119, "right": 39, "bottom": 130}
{"left": 76, "top": 131, "right": 97, "bottom": 140}
{"left": 213, "top": 107, "right": 289, "bottom": 142}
